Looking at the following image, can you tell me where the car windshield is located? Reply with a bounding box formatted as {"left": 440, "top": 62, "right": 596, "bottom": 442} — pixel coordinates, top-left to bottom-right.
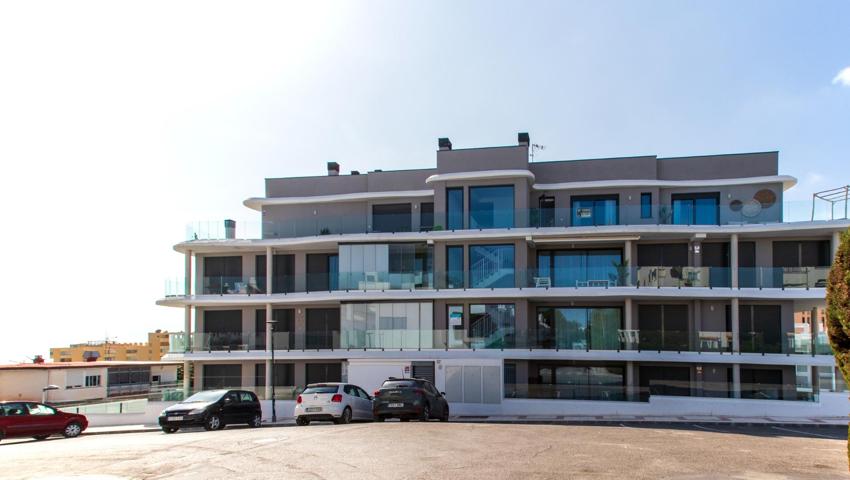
{"left": 382, "top": 381, "right": 418, "bottom": 388}
{"left": 183, "top": 390, "right": 226, "bottom": 403}
{"left": 302, "top": 386, "right": 338, "bottom": 394}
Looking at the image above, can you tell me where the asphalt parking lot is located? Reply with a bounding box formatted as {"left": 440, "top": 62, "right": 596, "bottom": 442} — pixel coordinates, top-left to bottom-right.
{"left": 0, "top": 421, "right": 846, "bottom": 480}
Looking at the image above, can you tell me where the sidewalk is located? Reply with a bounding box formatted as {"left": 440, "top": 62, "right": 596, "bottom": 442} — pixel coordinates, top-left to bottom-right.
{"left": 83, "top": 415, "right": 846, "bottom": 436}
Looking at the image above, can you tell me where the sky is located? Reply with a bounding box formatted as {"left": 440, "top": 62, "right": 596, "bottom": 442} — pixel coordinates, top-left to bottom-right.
{"left": 0, "top": 1, "right": 848, "bottom": 363}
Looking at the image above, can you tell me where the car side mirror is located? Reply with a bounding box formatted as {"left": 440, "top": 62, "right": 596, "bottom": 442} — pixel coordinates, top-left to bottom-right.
{"left": 440, "top": 392, "right": 446, "bottom": 396}
{"left": 224, "top": 397, "right": 233, "bottom": 403}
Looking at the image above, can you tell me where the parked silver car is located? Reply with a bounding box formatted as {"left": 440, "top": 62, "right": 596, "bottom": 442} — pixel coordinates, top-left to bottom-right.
{"left": 294, "top": 383, "right": 374, "bottom": 425}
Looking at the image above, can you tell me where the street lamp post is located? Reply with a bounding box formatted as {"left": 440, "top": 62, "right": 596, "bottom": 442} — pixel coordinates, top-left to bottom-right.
{"left": 267, "top": 318, "right": 278, "bottom": 423}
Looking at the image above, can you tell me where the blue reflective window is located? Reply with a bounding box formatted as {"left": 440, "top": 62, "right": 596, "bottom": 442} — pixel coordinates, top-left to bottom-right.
{"left": 571, "top": 195, "right": 618, "bottom": 226}
{"left": 640, "top": 193, "right": 652, "bottom": 219}
{"left": 671, "top": 193, "right": 719, "bottom": 225}
{"left": 469, "top": 245, "right": 514, "bottom": 288}
{"left": 469, "top": 185, "right": 514, "bottom": 229}
{"left": 446, "top": 188, "right": 464, "bottom": 230}
{"left": 446, "top": 246, "right": 464, "bottom": 289}
{"left": 538, "top": 249, "right": 622, "bottom": 287}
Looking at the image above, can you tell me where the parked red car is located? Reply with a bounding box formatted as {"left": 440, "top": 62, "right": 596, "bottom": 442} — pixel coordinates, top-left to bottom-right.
{"left": 0, "top": 402, "right": 88, "bottom": 442}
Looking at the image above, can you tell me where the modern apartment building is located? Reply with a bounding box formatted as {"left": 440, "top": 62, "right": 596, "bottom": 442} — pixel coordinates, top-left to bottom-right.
{"left": 50, "top": 331, "right": 171, "bottom": 363}
{"left": 159, "top": 133, "right": 848, "bottom": 418}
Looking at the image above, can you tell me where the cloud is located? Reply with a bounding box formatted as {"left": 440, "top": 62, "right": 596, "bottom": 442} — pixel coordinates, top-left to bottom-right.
{"left": 833, "top": 66, "right": 850, "bottom": 86}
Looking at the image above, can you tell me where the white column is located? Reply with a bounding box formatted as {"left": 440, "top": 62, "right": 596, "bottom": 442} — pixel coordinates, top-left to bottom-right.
{"left": 183, "top": 361, "right": 191, "bottom": 397}
{"left": 264, "top": 303, "right": 273, "bottom": 400}
{"left": 266, "top": 246, "right": 273, "bottom": 295}
{"left": 833, "top": 231, "right": 842, "bottom": 261}
{"left": 730, "top": 234, "right": 738, "bottom": 289}
{"left": 624, "top": 240, "right": 633, "bottom": 286}
{"left": 732, "top": 363, "right": 741, "bottom": 399}
{"left": 624, "top": 298, "right": 633, "bottom": 329}
{"left": 731, "top": 297, "right": 740, "bottom": 352}
{"left": 183, "top": 306, "right": 191, "bottom": 349}
{"left": 184, "top": 250, "right": 192, "bottom": 296}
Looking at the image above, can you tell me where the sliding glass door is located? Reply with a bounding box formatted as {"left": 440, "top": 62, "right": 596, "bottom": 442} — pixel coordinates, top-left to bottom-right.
{"left": 537, "top": 307, "right": 621, "bottom": 350}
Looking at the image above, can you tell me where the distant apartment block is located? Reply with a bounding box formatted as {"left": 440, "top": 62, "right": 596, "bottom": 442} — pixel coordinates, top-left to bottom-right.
{"left": 159, "top": 133, "right": 849, "bottom": 417}
{"left": 50, "top": 331, "right": 170, "bottom": 363}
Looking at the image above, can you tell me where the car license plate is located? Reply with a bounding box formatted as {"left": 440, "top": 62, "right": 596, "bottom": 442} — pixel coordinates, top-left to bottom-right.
{"left": 388, "top": 403, "right": 404, "bottom": 408}
{"left": 306, "top": 407, "right": 322, "bottom": 412}
{"left": 168, "top": 416, "right": 184, "bottom": 421}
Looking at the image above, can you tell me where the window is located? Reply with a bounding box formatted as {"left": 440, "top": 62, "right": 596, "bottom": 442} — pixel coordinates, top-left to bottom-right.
{"left": 372, "top": 203, "right": 412, "bottom": 233}
{"left": 305, "top": 363, "right": 342, "bottom": 384}
{"left": 27, "top": 404, "right": 56, "bottom": 416}
{"left": 255, "top": 308, "right": 295, "bottom": 350}
{"left": 338, "top": 243, "right": 433, "bottom": 290}
{"left": 203, "top": 310, "right": 243, "bottom": 350}
{"left": 469, "top": 304, "right": 515, "bottom": 348}
{"left": 639, "top": 366, "right": 690, "bottom": 397}
{"left": 307, "top": 253, "right": 338, "bottom": 291}
{"left": 571, "top": 195, "right": 618, "bottom": 226}
{"left": 537, "top": 249, "right": 623, "bottom": 287}
{"left": 671, "top": 192, "right": 719, "bottom": 225}
{"left": 739, "top": 305, "right": 782, "bottom": 353}
{"left": 469, "top": 185, "right": 514, "bottom": 229}
{"left": 203, "top": 364, "right": 242, "bottom": 389}
{"left": 254, "top": 362, "right": 295, "bottom": 388}
{"left": 340, "top": 302, "right": 433, "bottom": 349}
{"left": 537, "top": 195, "right": 555, "bottom": 227}
{"left": 85, "top": 375, "right": 101, "bottom": 387}
{"left": 1, "top": 403, "right": 26, "bottom": 416}
{"left": 239, "top": 392, "right": 255, "bottom": 402}
{"left": 447, "top": 305, "right": 465, "bottom": 348}
{"left": 535, "top": 364, "right": 625, "bottom": 401}
{"left": 255, "top": 254, "right": 295, "bottom": 293}
{"left": 446, "top": 246, "right": 464, "bottom": 288}
{"left": 638, "top": 304, "right": 689, "bottom": 351}
{"left": 640, "top": 193, "right": 652, "bottom": 219}
{"left": 306, "top": 308, "right": 340, "bottom": 349}
{"left": 419, "top": 202, "right": 434, "bottom": 231}
{"left": 536, "top": 307, "right": 622, "bottom": 350}
{"left": 203, "top": 256, "right": 243, "bottom": 294}
{"left": 469, "top": 244, "right": 514, "bottom": 288}
{"left": 772, "top": 240, "right": 831, "bottom": 267}
{"left": 446, "top": 188, "right": 464, "bottom": 230}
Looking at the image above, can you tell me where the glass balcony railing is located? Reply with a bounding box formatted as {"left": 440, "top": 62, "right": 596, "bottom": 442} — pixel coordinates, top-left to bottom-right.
{"left": 185, "top": 200, "right": 845, "bottom": 241}
{"left": 166, "top": 266, "right": 832, "bottom": 297}
{"left": 168, "top": 329, "right": 832, "bottom": 356}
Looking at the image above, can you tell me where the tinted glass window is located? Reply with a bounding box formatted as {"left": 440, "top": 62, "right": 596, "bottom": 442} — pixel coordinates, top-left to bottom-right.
{"left": 420, "top": 202, "right": 434, "bottom": 231}
{"left": 447, "top": 188, "right": 464, "bottom": 230}
{"left": 469, "top": 185, "right": 514, "bottom": 229}
{"left": 640, "top": 193, "right": 652, "bottom": 218}
{"left": 381, "top": 380, "right": 417, "bottom": 388}
{"left": 1, "top": 403, "right": 27, "bottom": 415}
{"left": 303, "top": 386, "right": 339, "bottom": 394}
{"left": 671, "top": 193, "right": 719, "bottom": 225}
{"left": 239, "top": 392, "right": 254, "bottom": 402}
{"left": 571, "top": 195, "right": 618, "bottom": 226}
{"left": 469, "top": 245, "right": 514, "bottom": 288}
{"left": 469, "top": 304, "right": 516, "bottom": 348}
{"left": 184, "top": 390, "right": 226, "bottom": 403}
{"left": 372, "top": 204, "right": 412, "bottom": 233}
{"left": 446, "top": 246, "right": 464, "bottom": 288}
{"left": 343, "top": 385, "right": 355, "bottom": 395}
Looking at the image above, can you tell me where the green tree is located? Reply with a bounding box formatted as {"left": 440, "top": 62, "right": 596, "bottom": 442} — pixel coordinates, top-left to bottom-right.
{"left": 827, "top": 228, "right": 850, "bottom": 469}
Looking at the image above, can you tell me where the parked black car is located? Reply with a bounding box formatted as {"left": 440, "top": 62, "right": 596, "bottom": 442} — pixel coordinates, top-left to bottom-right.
{"left": 158, "top": 390, "right": 262, "bottom": 433}
{"left": 372, "top": 377, "right": 449, "bottom": 422}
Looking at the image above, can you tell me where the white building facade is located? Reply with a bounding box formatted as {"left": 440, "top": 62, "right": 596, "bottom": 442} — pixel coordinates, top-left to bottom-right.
{"left": 159, "top": 134, "right": 848, "bottom": 419}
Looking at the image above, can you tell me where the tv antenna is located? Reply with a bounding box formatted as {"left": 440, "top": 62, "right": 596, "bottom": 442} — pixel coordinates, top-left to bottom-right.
{"left": 530, "top": 143, "right": 546, "bottom": 162}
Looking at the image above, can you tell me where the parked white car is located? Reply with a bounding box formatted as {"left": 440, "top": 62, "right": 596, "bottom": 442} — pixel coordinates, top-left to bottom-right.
{"left": 294, "top": 383, "right": 374, "bottom": 425}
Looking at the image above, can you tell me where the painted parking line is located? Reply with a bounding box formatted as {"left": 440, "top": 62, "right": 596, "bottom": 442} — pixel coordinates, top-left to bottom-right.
{"left": 771, "top": 426, "right": 844, "bottom": 440}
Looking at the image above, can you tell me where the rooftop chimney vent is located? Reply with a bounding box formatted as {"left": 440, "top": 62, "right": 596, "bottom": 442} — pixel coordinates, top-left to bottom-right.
{"left": 327, "top": 162, "right": 340, "bottom": 176}
{"left": 351, "top": 170, "right": 360, "bottom": 175}
{"left": 518, "top": 132, "right": 530, "bottom": 146}
{"left": 438, "top": 137, "right": 452, "bottom": 151}
{"left": 224, "top": 219, "right": 236, "bottom": 239}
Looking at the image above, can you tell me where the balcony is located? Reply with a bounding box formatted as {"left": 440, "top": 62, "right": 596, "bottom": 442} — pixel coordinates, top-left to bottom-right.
{"left": 183, "top": 200, "right": 846, "bottom": 241}
{"left": 167, "top": 329, "right": 832, "bottom": 356}
{"left": 165, "top": 266, "right": 832, "bottom": 297}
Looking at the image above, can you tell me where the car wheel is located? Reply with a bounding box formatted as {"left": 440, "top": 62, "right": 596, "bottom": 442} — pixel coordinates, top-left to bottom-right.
{"left": 204, "top": 414, "right": 222, "bottom": 431}
{"left": 335, "top": 407, "right": 352, "bottom": 425}
{"left": 250, "top": 414, "right": 262, "bottom": 428}
{"left": 440, "top": 406, "right": 449, "bottom": 422}
{"left": 33, "top": 434, "right": 50, "bottom": 440}
{"left": 63, "top": 422, "right": 83, "bottom": 438}
{"left": 420, "top": 404, "right": 431, "bottom": 422}
{"left": 295, "top": 416, "right": 310, "bottom": 426}
{"left": 161, "top": 427, "right": 178, "bottom": 434}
